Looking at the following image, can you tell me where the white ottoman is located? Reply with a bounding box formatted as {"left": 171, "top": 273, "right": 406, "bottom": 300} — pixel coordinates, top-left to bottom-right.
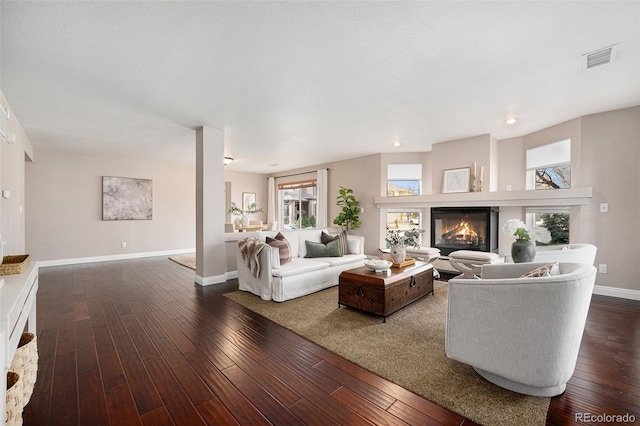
{"left": 405, "top": 246, "right": 441, "bottom": 263}
{"left": 448, "top": 250, "right": 501, "bottom": 278}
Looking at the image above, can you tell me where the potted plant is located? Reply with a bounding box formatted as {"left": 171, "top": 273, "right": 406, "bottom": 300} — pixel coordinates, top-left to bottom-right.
{"left": 228, "top": 202, "right": 264, "bottom": 227}
{"left": 228, "top": 202, "right": 244, "bottom": 217}
{"left": 385, "top": 227, "right": 424, "bottom": 264}
{"left": 332, "top": 186, "right": 361, "bottom": 232}
{"left": 243, "top": 202, "right": 264, "bottom": 215}
{"left": 502, "top": 219, "right": 551, "bottom": 262}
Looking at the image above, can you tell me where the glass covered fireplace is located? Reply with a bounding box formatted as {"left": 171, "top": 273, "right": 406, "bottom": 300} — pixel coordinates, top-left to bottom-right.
{"left": 430, "top": 207, "right": 499, "bottom": 256}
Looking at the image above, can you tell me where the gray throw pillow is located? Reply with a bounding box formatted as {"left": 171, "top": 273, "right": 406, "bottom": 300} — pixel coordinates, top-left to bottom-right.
{"left": 305, "top": 239, "right": 342, "bottom": 258}
{"left": 322, "top": 230, "right": 349, "bottom": 255}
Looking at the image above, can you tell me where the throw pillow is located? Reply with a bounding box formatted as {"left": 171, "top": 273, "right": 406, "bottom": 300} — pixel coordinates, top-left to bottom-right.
{"left": 266, "top": 235, "right": 291, "bottom": 265}
{"left": 520, "top": 262, "right": 559, "bottom": 278}
{"left": 305, "top": 239, "right": 342, "bottom": 258}
{"left": 321, "top": 231, "right": 338, "bottom": 244}
{"left": 322, "top": 230, "right": 349, "bottom": 255}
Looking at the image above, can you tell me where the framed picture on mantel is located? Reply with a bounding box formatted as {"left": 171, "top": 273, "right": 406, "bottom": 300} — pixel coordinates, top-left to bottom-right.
{"left": 442, "top": 167, "right": 470, "bottom": 194}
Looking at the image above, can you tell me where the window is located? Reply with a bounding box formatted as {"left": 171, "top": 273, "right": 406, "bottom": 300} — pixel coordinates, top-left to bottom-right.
{"left": 386, "top": 210, "right": 423, "bottom": 244}
{"left": 278, "top": 180, "right": 317, "bottom": 229}
{"left": 534, "top": 165, "right": 571, "bottom": 189}
{"left": 526, "top": 139, "right": 571, "bottom": 190}
{"left": 526, "top": 208, "right": 570, "bottom": 245}
{"left": 387, "top": 164, "right": 422, "bottom": 196}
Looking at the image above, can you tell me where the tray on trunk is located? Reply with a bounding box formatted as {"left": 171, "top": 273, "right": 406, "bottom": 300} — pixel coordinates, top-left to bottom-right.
{"left": 391, "top": 256, "right": 416, "bottom": 268}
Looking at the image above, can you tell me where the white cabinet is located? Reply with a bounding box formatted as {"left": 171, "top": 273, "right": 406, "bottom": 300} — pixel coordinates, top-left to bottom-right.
{"left": 0, "top": 262, "right": 38, "bottom": 422}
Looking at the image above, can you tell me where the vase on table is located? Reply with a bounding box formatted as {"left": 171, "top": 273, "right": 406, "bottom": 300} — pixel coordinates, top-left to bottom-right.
{"left": 390, "top": 245, "right": 406, "bottom": 264}
{"left": 511, "top": 240, "right": 536, "bottom": 263}
{"left": 241, "top": 215, "right": 250, "bottom": 227}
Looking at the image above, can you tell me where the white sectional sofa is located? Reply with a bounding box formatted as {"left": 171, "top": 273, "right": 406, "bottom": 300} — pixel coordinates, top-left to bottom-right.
{"left": 236, "top": 229, "right": 366, "bottom": 302}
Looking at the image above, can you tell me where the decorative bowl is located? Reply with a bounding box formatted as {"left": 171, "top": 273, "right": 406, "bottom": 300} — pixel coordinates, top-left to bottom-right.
{"left": 364, "top": 259, "right": 392, "bottom": 272}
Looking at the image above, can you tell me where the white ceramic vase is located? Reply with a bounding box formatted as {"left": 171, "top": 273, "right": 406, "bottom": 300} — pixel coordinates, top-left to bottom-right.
{"left": 241, "top": 215, "right": 250, "bottom": 227}
{"left": 390, "top": 245, "right": 406, "bottom": 264}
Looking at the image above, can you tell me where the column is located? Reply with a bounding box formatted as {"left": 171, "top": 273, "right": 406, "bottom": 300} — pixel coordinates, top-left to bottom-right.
{"left": 195, "top": 126, "right": 227, "bottom": 285}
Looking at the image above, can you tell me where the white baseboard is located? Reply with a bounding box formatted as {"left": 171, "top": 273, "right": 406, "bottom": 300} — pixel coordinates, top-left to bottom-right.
{"left": 194, "top": 271, "right": 237, "bottom": 286}
{"left": 37, "top": 248, "right": 195, "bottom": 268}
{"left": 194, "top": 274, "right": 227, "bottom": 286}
{"left": 593, "top": 285, "right": 640, "bottom": 301}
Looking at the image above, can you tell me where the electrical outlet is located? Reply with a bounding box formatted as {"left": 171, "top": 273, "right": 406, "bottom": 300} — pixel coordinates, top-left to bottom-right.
{"left": 121, "top": 242, "right": 127, "bottom": 248}
{"left": 598, "top": 264, "right": 607, "bottom": 274}
{"left": 600, "top": 203, "right": 609, "bottom": 213}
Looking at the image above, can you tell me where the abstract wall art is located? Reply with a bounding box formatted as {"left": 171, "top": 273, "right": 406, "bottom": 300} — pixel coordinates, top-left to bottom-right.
{"left": 102, "top": 176, "right": 153, "bottom": 220}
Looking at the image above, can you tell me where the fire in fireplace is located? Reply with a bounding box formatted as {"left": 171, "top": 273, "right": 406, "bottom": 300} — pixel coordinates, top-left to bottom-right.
{"left": 430, "top": 207, "right": 499, "bottom": 256}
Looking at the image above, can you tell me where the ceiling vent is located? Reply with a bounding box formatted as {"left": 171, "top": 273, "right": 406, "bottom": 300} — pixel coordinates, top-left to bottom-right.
{"left": 582, "top": 44, "right": 618, "bottom": 70}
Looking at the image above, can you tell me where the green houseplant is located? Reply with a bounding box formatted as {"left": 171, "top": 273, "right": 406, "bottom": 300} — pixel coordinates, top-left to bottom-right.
{"left": 332, "top": 186, "right": 361, "bottom": 231}
{"left": 228, "top": 201, "right": 264, "bottom": 216}
{"left": 227, "top": 202, "right": 244, "bottom": 217}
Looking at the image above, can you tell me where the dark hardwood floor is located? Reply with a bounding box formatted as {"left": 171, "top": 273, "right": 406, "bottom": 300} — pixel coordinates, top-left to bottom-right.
{"left": 21, "top": 257, "right": 639, "bottom": 425}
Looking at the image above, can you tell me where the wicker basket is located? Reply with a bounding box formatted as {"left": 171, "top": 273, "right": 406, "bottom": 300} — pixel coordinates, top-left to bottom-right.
{"left": 0, "top": 255, "right": 30, "bottom": 276}
{"left": 9, "top": 333, "right": 38, "bottom": 408}
{"left": 6, "top": 372, "right": 23, "bottom": 426}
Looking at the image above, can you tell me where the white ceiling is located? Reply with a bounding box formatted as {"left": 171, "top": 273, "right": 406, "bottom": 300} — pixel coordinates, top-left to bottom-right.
{"left": 1, "top": 1, "right": 639, "bottom": 173}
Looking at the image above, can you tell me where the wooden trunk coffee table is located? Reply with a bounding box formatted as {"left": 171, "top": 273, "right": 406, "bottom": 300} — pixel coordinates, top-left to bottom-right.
{"left": 338, "top": 261, "right": 434, "bottom": 322}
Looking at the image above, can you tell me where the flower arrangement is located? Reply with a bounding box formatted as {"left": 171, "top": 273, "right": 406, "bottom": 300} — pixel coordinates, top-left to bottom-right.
{"left": 502, "top": 219, "right": 552, "bottom": 243}
{"left": 228, "top": 202, "right": 264, "bottom": 216}
{"left": 385, "top": 227, "right": 424, "bottom": 248}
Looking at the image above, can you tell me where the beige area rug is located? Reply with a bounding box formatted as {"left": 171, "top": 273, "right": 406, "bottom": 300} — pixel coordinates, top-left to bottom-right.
{"left": 225, "top": 282, "right": 550, "bottom": 426}
{"left": 169, "top": 254, "right": 196, "bottom": 270}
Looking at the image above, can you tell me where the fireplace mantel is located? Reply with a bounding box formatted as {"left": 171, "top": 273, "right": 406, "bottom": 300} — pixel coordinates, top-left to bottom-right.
{"left": 374, "top": 187, "right": 593, "bottom": 208}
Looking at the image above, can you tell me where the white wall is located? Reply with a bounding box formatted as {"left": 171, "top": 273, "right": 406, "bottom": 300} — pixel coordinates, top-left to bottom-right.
{"left": 580, "top": 107, "right": 640, "bottom": 292}
{"left": 328, "top": 154, "right": 383, "bottom": 255}
{"left": 431, "top": 134, "right": 494, "bottom": 193}
{"left": 26, "top": 149, "right": 196, "bottom": 261}
{"left": 0, "top": 90, "right": 33, "bottom": 256}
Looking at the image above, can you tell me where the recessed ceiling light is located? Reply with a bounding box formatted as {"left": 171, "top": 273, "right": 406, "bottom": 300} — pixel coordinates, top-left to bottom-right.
{"left": 393, "top": 141, "right": 401, "bottom": 147}
{"left": 505, "top": 117, "right": 517, "bottom": 125}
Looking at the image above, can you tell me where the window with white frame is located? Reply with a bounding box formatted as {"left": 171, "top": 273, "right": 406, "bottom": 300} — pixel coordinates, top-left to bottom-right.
{"left": 386, "top": 209, "right": 423, "bottom": 244}
{"left": 526, "top": 139, "right": 571, "bottom": 190}
{"left": 526, "top": 207, "right": 570, "bottom": 245}
{"left": 278, "top": 180, "right": 317, "bottom": 229}
{"left": 387, "top": 164, "right": 422, "bottom": 196}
